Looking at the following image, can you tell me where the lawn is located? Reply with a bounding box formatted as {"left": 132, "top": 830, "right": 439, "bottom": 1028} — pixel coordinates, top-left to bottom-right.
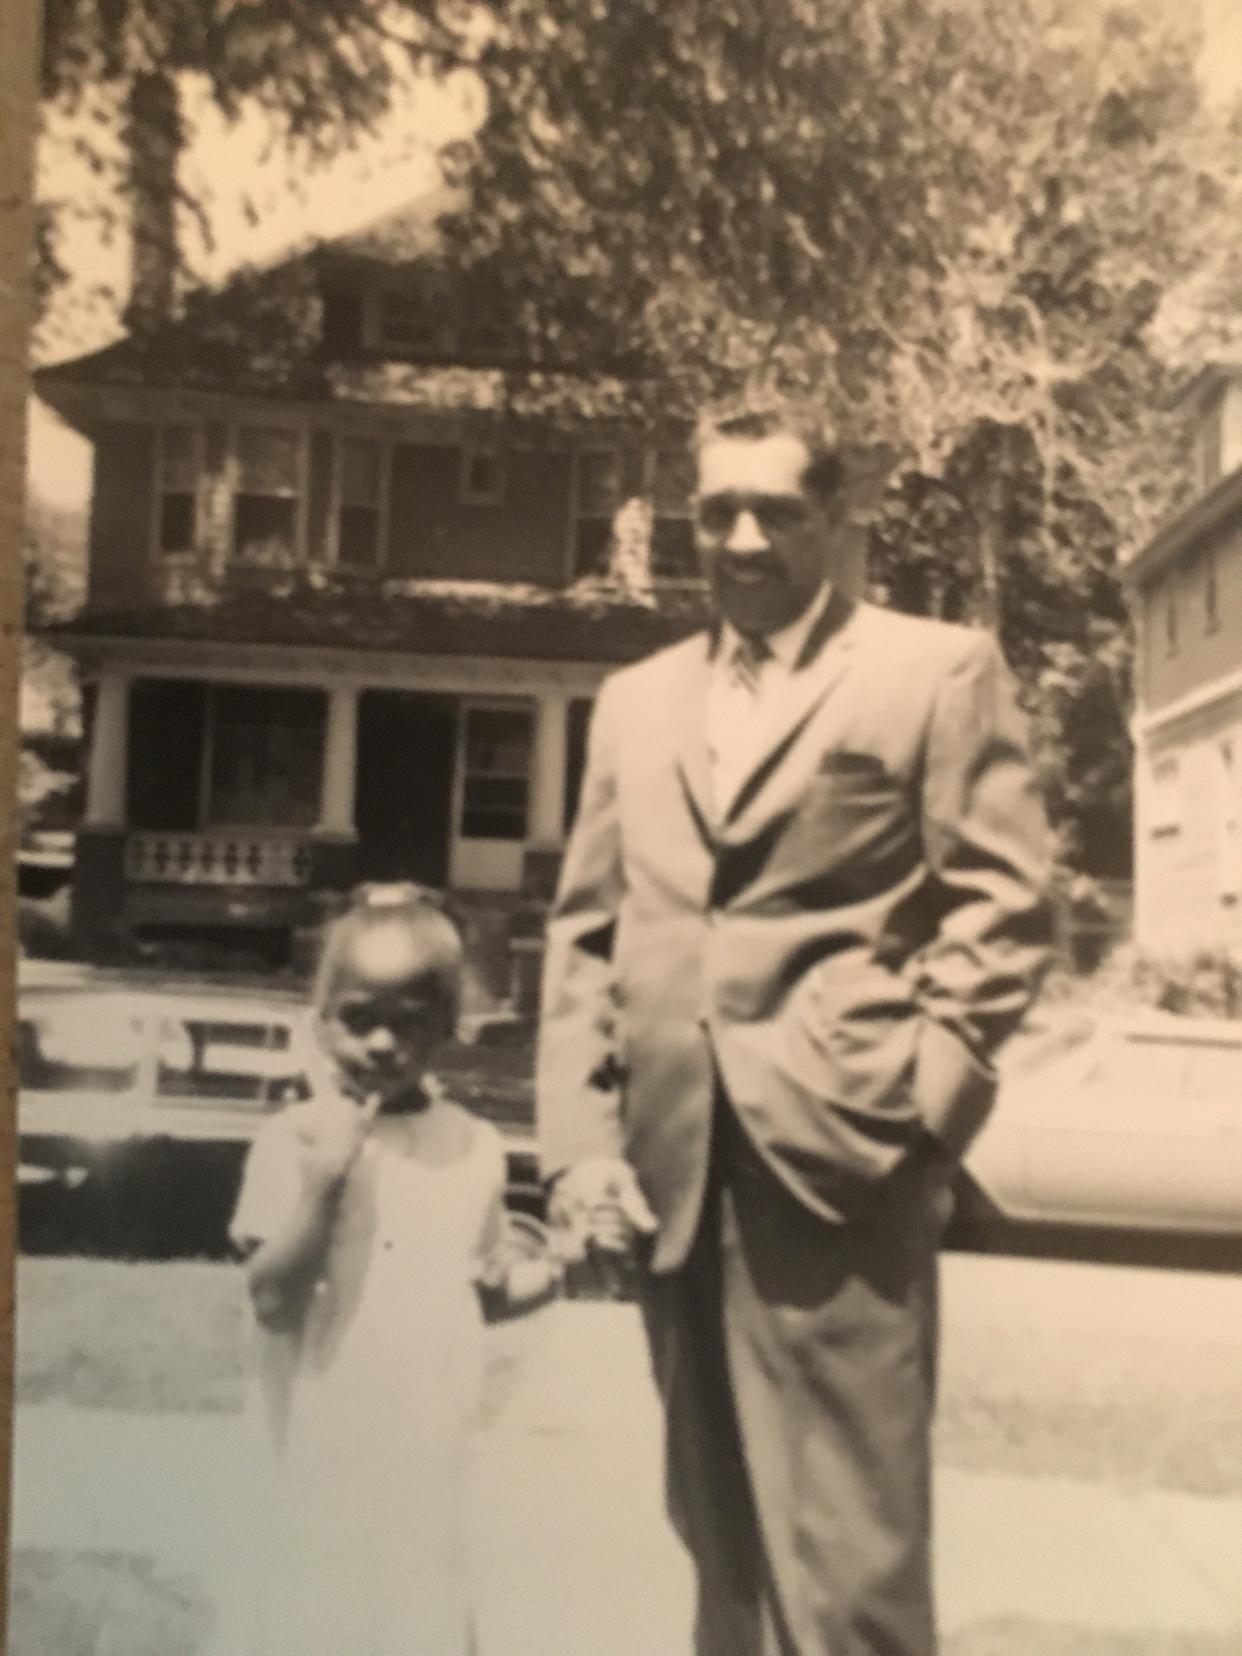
{"left": 14, "top": 1255, "right": 532, "bottom": 1422}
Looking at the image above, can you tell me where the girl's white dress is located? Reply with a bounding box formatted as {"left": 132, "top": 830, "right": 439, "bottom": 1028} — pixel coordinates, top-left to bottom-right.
{"left": 217, "top": 1091, "right": 506, "bottom": 1656}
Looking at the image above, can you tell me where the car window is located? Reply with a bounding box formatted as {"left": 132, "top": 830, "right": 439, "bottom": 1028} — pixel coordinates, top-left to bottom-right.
{"left": 18, "top": 1002, "right": 145, "bottom": 1094}
{"left": 154, "top": 1014, "right": 304, "bottom": 1106}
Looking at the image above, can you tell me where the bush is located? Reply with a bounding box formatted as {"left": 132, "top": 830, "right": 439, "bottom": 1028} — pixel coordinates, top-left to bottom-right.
{"left": 1068, "top": 943, "right": 1242, "bottom": 1019}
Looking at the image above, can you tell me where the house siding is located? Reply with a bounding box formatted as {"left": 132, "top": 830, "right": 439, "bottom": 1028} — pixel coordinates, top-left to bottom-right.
{"left": 388, "top": 443, "right": 572, "bottom": 583}
{"left": 1141, "top": 516, "right": 1242, "bottom": 713}
{"left": 1134, "top": 695, "right": 1242, "bottom": 953}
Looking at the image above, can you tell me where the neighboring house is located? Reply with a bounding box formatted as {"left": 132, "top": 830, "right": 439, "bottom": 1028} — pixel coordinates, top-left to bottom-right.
{"left": 1124, "top": 362, "right": 1242, "bottom": 953}
{"left": 33, "top": 191, "right": 708, "bottom": 971}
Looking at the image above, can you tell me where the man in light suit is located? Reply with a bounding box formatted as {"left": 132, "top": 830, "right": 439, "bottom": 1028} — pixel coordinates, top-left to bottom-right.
{"left": 537, "top": 400, "right": 1053, "bottom": 1654}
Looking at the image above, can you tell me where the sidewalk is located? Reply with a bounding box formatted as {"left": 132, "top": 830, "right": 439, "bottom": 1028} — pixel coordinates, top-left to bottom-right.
{"left": 12, "top": 1301, "right": 1242, "bottom": 1654}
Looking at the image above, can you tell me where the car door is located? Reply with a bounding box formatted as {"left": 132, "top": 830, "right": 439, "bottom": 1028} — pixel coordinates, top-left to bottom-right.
{"left": 1019, "top": 1025, "right": 1242, "bottom": 1232}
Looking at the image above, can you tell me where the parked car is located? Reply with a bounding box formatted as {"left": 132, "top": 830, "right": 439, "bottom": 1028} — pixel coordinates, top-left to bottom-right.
{"left": 956, "top": 1010, "right": 1242, "bottom": 1239}
{"left": 16, "top": 970, "right": 543, "bottom": 1251}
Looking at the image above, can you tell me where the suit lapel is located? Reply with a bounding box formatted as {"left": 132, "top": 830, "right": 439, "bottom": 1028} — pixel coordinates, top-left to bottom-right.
{"left": 671, "top": 627, "right": 721, "bottom": 842}
{"left": 720, "top": 589, "right": 861, "bottom": 827}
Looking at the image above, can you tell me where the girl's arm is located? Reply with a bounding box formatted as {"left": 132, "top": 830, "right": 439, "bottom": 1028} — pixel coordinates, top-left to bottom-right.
{"left": 246, "top": 1093, "right": 381, "bottom": 1331}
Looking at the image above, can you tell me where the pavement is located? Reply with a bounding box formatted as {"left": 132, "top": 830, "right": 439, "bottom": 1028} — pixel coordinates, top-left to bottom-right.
{"left": 11, "top": 1300, "right": 1242, "bottom": 1655}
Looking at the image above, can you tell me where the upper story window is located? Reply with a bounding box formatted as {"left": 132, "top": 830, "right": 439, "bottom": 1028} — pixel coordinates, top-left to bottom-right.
{"left": 1205, "top": 550, "right": 1220, "bottom": 632}
{"left": 649, "top": 449, "right": 697, "bottom": 579}
{"left": 154, "top": 424, "right": 201, "bottom": 557}
{"left": 1194, "top": 391, "right": 1224, "bottom": 494}
{"left": 570, "top": 447, "right": 698, "bottom": 580}
{"left": 1164, "top": 580, "right": 1179, "bottom": 656}
{"left": 336, "top": 435, "right": 385, "bottom": 568}
{"left": 460, "top": 446, "right": 506, "bottom": 506}
{"left": 1149, "top": 755, "right": 1182, "bottom": 838}
{"left": 233, "top": 426, "right": 304, "bottom": 566}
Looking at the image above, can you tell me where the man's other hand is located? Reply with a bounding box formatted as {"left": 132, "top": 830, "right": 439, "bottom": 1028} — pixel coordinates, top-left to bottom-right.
{"left": 547, "top": 1156, "right": 658, "bottom": 1261}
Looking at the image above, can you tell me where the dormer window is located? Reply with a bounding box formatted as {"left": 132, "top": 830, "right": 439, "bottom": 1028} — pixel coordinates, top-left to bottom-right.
{"left": 154, "top": 424, "right": 200, "bottom": 557}
{"left": 375, "top": 291, "right": 449, "bottom": 355}
{"left": 460, "top": 446, "right": 506, "bottom": 506}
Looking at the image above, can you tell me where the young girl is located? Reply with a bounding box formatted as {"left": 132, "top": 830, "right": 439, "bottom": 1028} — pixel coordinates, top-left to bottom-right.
{"left": 219, "top": 883, "right": 558, "bottom": 1656}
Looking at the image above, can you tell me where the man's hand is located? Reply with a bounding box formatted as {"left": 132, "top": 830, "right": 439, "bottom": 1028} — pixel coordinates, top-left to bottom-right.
{"left": 295, "top": 1093, "right": 382, "bottom": 1192}
{"left": 547, "top": 1156, "right": 658, "bottom": 1262}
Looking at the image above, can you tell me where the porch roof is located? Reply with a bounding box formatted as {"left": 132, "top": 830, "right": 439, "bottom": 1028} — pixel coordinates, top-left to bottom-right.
{"left": 43, "top": 578, "right": 710, "bottom": 665}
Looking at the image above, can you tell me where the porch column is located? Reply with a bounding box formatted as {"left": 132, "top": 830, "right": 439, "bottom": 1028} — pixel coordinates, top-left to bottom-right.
{"left": 529, "top": 689, "right": 569, "bottom": 845}
{"left": 84, "top": 669, "right": 131, "bottom": 826}
{"left": 318, "top": 683, "right": 359, "bottom": 835}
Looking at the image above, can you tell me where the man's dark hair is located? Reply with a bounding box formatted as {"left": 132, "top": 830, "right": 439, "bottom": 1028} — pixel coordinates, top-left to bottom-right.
{"left": 693, "top": 396, "right": 843, "bottom": 502}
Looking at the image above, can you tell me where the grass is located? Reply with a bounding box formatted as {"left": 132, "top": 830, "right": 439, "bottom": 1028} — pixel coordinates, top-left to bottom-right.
{"left": 8, "top": 1549, "right": 214, "bottom": 1656}
{"left": 16, "top": 1252, "right": 1242, "bottom": 1495}
{"left": 14, "top": 1255, "right": 533, "bottom": 1425}
{"left": 16, "top": 1258, "right": 250, "bottom": 1414}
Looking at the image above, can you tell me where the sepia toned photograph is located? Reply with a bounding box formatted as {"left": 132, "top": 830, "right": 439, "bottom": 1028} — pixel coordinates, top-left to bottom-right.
{"left": 8, "top": 0, "right": 1242, "bottom": 1651}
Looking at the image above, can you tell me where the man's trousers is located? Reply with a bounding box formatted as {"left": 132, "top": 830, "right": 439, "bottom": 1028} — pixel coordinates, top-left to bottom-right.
{"left": 639, "top": 1102, "right": 943, "bottom": 1656}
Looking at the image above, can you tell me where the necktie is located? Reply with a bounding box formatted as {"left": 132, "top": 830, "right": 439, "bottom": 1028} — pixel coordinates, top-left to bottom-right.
{"left": 731, "top": 633, "right": 771, "bottom": 697}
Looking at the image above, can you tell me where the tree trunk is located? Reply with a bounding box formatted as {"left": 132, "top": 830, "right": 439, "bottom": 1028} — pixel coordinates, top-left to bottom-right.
{"left": 122, "top": 68, "right": 181, "bottom": 330}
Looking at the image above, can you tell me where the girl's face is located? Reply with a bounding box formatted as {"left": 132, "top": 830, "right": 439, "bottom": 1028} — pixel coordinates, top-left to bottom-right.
{"left": 315, "top": 922, "right": 451, "bottom": 1107}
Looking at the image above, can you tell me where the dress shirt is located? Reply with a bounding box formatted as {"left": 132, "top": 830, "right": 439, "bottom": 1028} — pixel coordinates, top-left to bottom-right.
{"left": 706, "top": 582, "right": 833, "bottom": 811}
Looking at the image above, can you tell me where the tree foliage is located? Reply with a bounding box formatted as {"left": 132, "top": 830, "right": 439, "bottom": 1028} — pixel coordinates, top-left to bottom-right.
{"left": 442, "top": 0, "right": 1240, "bottom": 874}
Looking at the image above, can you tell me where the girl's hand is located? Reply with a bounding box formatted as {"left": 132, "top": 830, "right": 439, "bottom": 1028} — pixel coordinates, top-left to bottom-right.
{"left": 295, "top": 1092, "right": 382, "bottom": 1192}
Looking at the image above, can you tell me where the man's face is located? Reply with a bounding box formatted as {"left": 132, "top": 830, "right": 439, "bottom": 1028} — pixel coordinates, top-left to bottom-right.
{"left": 694, "top": 432, "right": 832, "bottom": 637}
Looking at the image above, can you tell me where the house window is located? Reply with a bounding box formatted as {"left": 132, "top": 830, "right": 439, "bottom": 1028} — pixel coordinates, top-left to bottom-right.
{"left": 376, "top": 291, "right": 446, "bottom": 355}
{"left": 233, "top": 426, "right": 303, "bottom": 565}
{"left": 1217, "top": 739, "right": 1242, "bottom": 899}
{"left": 460, "top": 446, "right": 506, "bottom": 506}
{"left": 1165, "top": 582, "right": 1179, "bottom": 655}
{"left": 155, "top": 424, "right": 199, "bottom": 556}
{"left": 206, "top": 687, "right": 325, "bottom": 828}
{"left": 459, "top": 705, "right": 531, "bottom": 841}
{"left": 1149, "top": 755, "right": 1182, "bottom": 838}
{"left": 337, "top": 435, "right": 384, "bottom": 567}
{"left": 648, "top": 448, "right": 698, "bottom": 579}
{"left": 1195, "top": 391, "right": 1224, "bottom": 494}
{"left": 572, "top": 450, "right": 626, "bottom": 577}
{"left": 1205, "top": 551, "right": 1220, "bottom": 632}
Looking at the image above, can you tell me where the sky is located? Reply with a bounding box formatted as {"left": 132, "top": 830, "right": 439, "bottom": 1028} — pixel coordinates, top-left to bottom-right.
{"left": 26, "top": 6, "right": 1242, "bottom": 512}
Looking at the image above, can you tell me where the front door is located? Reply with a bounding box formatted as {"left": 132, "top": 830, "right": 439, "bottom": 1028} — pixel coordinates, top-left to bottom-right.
{"left": 354, "top": 691, "right": 457, "bottom": 888}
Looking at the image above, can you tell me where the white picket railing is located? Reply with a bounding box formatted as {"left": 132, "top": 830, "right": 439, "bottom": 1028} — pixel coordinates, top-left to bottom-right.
{"left": 126, "top": 832, "right": 312, "bottom": 888}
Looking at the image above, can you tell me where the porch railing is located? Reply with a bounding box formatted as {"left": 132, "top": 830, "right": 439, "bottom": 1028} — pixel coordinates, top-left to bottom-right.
{"left": 126, "top": 831, "right": 313, "bottom": 888}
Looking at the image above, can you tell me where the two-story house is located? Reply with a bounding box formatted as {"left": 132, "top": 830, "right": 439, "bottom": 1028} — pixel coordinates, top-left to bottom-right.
{"left": 33, "top": 191, "right": 709, "bottom": 971}
{"left": 1124, "top": 361, "right": 1242, "bottom": 953}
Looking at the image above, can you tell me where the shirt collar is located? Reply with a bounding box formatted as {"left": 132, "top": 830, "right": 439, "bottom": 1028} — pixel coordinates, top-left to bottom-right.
{"left": 720, "top": 582, "right": 834, "bottom": 673}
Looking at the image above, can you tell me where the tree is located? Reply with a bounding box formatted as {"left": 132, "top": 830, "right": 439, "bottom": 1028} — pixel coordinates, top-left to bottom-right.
{"left": 440, "top": 0, "right": 1241, "bottom": 874}
{"left": 37, "top": 0, "right": 479, "bottom": 326}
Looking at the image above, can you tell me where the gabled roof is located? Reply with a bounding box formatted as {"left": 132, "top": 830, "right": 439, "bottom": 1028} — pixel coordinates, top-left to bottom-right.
{"left": 42, "top": 577, "right": 711, "bottom": 665}
{"left": 1121, "top": 461, "right": 1242, "bottom": 587}
{"left": 35, "top": 186, "right": 654, "bottom": 433}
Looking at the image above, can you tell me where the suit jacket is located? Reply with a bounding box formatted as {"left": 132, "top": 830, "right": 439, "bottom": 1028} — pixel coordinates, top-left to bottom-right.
{"left": 537, "top": 591, "right": 1054, "bottom": 1272}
